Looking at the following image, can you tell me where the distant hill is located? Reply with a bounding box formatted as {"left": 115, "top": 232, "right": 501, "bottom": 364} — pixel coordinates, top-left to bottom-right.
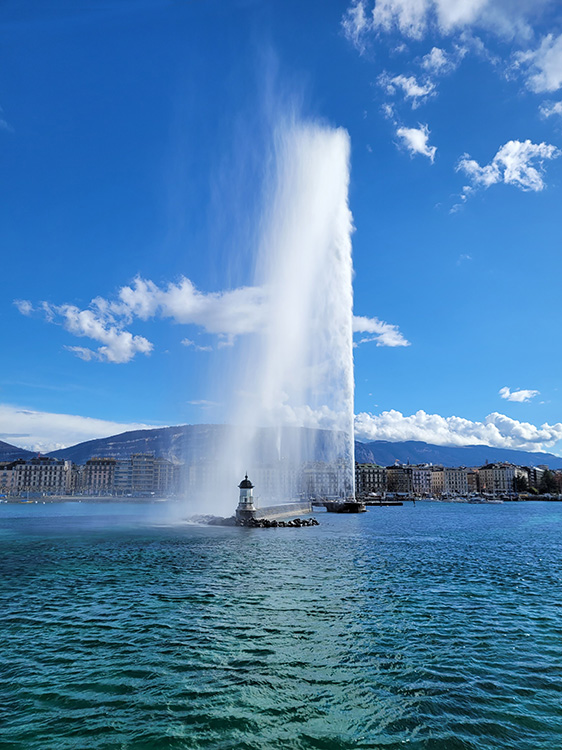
{"left": 0, "top": 440, "right": 36, "bottom": 462}
{"left": 46, "top": 424, "right": 353, "bottom": 466}
{"left": 354, "top": 439, "right": 562, "bottom": 469}
{"left": 47, "top": 425, "right": 224, "bottom": 464}
{"left": 44, "top": 425, "right": 562, "bottom": 469}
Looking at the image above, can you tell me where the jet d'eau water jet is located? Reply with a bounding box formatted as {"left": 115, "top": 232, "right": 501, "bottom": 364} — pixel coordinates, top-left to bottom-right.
{"left": 188, "top": 119, "right": 356, "bottom": 516}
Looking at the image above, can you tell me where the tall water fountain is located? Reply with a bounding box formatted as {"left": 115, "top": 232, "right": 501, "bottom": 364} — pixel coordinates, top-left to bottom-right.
{"left": 193, "top": 120, "right": 355, "bottom": 515}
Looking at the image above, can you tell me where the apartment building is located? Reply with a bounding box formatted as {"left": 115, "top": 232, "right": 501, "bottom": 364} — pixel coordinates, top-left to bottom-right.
{"left": 443, "top": 467, "right": 468, "bottom": 495}
{"left": 355, "top": 463, "right": 387, "bottom": 494}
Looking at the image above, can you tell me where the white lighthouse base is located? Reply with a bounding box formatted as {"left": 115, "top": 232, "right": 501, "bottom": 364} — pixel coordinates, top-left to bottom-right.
{"left": 235, "top": 506, "right": 257, "bottom": 523}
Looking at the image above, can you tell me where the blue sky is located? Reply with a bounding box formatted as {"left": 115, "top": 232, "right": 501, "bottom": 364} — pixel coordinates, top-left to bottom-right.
{"left": 2, "top": 0, "right": 562, "bottom": 453}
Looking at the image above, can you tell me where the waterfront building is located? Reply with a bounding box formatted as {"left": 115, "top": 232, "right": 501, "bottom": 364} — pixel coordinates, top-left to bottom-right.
{"left": 154, "top": 457, "right": 180, "bottom": 495}
{"left": 0, "top": 460, "right": 20, "bottom": 494}
{"left": 386, "top": 465, "right": 413, "bottom": 494}
{"left": 11, "top": 456, "right": 74, "bottom": 495}
{"left": 83, "top": 457, "right": 117, "bottom": 495}
{"left": 301, "top": 461, "right": 343, "bottom": 499}
{"left": 443, "top": 467, "right": 468, "bottom": 496}
{"left": 527, "top": 466, "right": 545, "bottom": 491}
{"left": 130, "top": 453, "right": 156, "bottom": 494}
{"left": 478, "top": 463, "right": 516, "bottom": 495}
{"left": 467, "top": 469, "right": 478, "bottom": 493}
{"left": 411, "top": 465, "right": 431, "bottom": 496}
{"left": 355, "top": 463, "right": 386, "bottom": 495}
{"left": 114, "top": 460, "right": 133, "bottom": 495}
{"left": 430, "top": 467, "right": 444, "bottom": 496}
{"left": 252, "top": 462, "right": 300, "bottom": 503}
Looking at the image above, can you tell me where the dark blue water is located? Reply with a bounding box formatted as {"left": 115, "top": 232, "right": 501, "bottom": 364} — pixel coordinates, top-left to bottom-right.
{"left": 1, "top": 501, "right": 562, "bottom": 749}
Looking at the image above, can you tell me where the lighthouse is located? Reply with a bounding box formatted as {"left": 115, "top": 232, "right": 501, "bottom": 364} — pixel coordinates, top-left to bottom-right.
{"left": 236, "top": 474, "right": 257, "bottom": 523}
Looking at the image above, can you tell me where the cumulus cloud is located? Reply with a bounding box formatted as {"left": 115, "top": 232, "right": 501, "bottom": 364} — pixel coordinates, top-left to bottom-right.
{"left": 354, "top": 409, "right": 562, "bottom": 452}
{"left": 457, "top": 139, "right": 560, "bottom": 194}
{"left": 16, "top": 276, "right": 408, "bottom": 363}
{"left": 116, "top": 277, "right": 268, "bottom": 335}
{"left": 420, "top": 46, "right": 462, "bottom": 74}
{"left": 343, "top": 0, "right": 550, "bottom": 44}
{"left": 0, "top": 403, "right": 153, "bottom": 453}
{"left": 517, "top": 33, "right": 562, "bottom": 93}
{"left": 396, "top": 124, "right": 437, "bottom": 161}
{"left": 353, "top": 315, "right": 410, "bottom": 346}
{"left": 499, "top": 386, "right": 540, "bottom": 402}
{"left": 373, "top": 0, "right": 486, "bottom": 38}
{"left": 379, "top": 72, "right": 435, "bottom": 107}
{"left": 42, "top": 302, "right": 154, "bottom": 364}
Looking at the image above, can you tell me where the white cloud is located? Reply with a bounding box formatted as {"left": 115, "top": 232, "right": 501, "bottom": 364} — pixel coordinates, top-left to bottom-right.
{"left": 540, "top": 100, "right": 562, "bottom": 118}
{"left": 14, "top": 299, "right": 33, "bottom": 316}
{"left": 396, "top": 124, "right": 437, "bottom": 161}
{"left": 44, "top": 303, "right": 154, "bottom": 364}
{"left": 353, "top": 315, "right": 410, "bottom": 346}
{"left": 457, "top": 139, "right": 560, "bottom": 193}
{"left": 181, "top": 338, "right": 212, "bottom": 352}
{"left": 372, "top": 0, "right": 486, "bottom": 38}
{"left": 0, "top": 403, "right": 153, "bottom": 453}
{"left": 349, "top": 0, "right": 548, "bottom": 42}
{"left": 342, "top": 0, "right": 371, "bottom": 53}
{"left": 17, "top": 276, "right": 408, "bottom": 362}
{"left": 3, "top": 400, "right": 559, "bottom": 455}
{"left": 116, "top": 277, "right": 268, "bottom": 335}
{"left": 421, "top": 46, "right": 456, "bottom": 74}
{"left": 518, "top": 33, "right": 562, "bottom": 93}
{"left": 499, "top": 386, "right": 540, "bottom": 402}
{"left": 381, "top": 102, "right": 396, "bottom": 120}
{"left": 65, "top": 346, "right": 99, "bottom": 362}
{"left": 379, "top": 72, "right": 435, "bottom": 107}
{"left": 354, "top": 409, "right": 562, "bottom": 452}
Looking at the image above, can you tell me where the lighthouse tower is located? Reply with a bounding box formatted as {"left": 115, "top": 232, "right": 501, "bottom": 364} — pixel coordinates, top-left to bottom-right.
{"left": 236, "top": 474, "right": 256, "bottom": 523}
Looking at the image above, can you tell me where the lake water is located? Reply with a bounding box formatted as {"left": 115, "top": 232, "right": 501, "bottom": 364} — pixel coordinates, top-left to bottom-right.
{"left": 1, "top": 500, "right": 562, "bottom": 749}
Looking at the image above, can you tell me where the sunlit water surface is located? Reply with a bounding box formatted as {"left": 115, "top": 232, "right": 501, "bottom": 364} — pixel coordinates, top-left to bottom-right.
{"left": 1, "top": 501, "right": 562, "bottom": 749}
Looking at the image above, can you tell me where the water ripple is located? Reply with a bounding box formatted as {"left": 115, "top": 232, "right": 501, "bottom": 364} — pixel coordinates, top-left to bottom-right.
{"left": 1, "top": 502, "right": 562, "bottom": 749}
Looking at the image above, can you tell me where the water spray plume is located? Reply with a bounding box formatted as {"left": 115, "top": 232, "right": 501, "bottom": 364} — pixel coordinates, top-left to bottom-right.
{"left": 191, "top": 119, "right": 355, "bottom": 514}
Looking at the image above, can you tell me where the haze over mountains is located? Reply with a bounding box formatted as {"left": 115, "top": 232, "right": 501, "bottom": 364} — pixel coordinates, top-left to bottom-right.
{"left": 1, "top": 425, "right": 561, "bottom": 469}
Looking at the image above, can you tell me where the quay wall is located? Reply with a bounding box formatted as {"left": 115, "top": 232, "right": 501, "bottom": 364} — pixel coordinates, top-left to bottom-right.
{"left": 255, "top": 500, "right": 313, "bottom": 520}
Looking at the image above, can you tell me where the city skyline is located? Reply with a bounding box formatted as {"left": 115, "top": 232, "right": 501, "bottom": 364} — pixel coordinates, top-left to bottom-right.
{"left": 2, "top": 0, "right": 562, "bottom": 453}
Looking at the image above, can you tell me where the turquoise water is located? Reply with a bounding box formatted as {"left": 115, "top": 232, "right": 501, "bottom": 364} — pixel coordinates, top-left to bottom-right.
{"left": 1, "top": 501, "right": 562, "bottom": 749}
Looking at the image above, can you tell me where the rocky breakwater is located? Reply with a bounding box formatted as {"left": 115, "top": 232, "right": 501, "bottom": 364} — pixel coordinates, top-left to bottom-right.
{"left": 237, "top": 516, "right": 319, "bottom": 528}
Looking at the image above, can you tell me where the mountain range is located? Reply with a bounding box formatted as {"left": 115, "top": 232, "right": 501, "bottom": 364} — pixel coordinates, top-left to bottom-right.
{"left": 353, "top": 440, "right": 562, "bottom": 469}
{"left": 1, "top": 425, "right": 561, "bottom": 469}
{"left": 0, "top": 440, "right": 35, "bottom": 461}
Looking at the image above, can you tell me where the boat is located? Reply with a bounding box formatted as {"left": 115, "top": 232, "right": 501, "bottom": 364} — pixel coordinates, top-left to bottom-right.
{"left": 324, "top": 500, "right": 367, "bottom": 513}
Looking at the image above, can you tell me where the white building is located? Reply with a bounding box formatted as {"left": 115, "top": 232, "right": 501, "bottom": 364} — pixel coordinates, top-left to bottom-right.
{"left": 443, "top": 467, "right": 468, "bottom": 496}
{"left": 11, "top": 457, "right": 74, "bottom": 495}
